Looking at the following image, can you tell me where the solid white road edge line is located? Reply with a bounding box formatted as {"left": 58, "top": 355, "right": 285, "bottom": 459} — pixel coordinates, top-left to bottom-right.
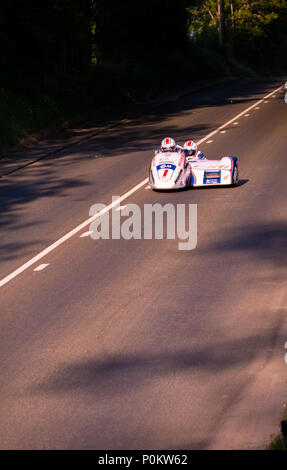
{"left": 0, "top": 84, "right": 283, "bottom": 288}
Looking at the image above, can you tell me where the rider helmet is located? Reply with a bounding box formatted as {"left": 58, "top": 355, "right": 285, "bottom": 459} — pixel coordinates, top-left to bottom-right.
{"left": 161, "top": 137, "right": 176, "bottom": 152}
{"left": 183, "top": 140, "right": 198, "bottom": 156}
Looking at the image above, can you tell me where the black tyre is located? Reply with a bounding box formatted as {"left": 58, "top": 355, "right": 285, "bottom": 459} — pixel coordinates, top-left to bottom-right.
{"left": 232, "top": 161, "right": 239, "bottom": 185}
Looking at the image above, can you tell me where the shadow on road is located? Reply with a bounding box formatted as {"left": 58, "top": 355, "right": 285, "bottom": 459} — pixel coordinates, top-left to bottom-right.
{"left": 0, "top": 167, "right": 90, "bottom": 264}
{"left": 0, "top": 77, "right": 281, "bottom": 261}
{"left": 31, "top": 321, "right": 284, "bottom": 398}
{"left": 205, "top": 221, "right": 287, "bottom": 272}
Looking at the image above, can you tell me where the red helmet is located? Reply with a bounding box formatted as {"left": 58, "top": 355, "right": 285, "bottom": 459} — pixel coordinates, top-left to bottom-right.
{"left": 183, "top": 140, "right": 198, "bottom": 154}
{"left": 161, "top": 137, "right": 176, "bottom": 152}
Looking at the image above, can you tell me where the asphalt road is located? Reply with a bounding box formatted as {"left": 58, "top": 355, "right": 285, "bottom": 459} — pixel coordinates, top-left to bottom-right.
{"left": 0, "top": 78, "right": 287, "bottom": 449}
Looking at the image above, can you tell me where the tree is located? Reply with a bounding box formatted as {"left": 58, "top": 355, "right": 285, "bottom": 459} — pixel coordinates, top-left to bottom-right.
{"left": 95, "top": 0, "right": 188, "bottom": 64}
{"left": 0, "top": 0, "right": 94, "bottom": 82}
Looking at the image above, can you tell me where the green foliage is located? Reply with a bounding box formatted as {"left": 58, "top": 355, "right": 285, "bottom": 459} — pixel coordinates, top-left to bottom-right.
{"left": 0, "top": 0, "right": 92, "bottom": 87}
{"left": 0, "top": 89, "right": 60, "bottom": 149}
{"left": 95, "top": 0, "right": 188, "bottom": 64}
{"left": 269, "top": 433, "right": 287, "bottom": 450}
{"left": 187, "top": 0, "right": 287, "bottom": 73}
{"left": 0, "top": 1, "right": 286, "bottom": 152}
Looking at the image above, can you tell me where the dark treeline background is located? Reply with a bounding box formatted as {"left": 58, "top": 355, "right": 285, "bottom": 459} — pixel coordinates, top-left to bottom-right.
{"left": 0, "top": 0, "right": 286, "bottom": 150}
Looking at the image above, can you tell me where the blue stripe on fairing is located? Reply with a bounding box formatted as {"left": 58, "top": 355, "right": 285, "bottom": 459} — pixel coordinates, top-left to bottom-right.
{"left": 190, "top": 171, "right": 195, "bottom": 186}
{"left": 203, "top": 170, "right": 221, "bottom": 185}
{"left": 156, "top": 164, "right": 177, "bottom": 171}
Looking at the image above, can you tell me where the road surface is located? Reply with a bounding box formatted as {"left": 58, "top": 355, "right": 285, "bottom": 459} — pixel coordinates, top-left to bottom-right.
{"left": 0, "top": 78, "right": 287, "bottom": 449}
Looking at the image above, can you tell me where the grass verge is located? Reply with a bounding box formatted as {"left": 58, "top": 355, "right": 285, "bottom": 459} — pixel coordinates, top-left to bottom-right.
{"left": 268, "top": 407, "right": 287, "bottom": 450}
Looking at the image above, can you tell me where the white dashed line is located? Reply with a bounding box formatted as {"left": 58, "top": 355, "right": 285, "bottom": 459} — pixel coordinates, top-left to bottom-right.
{"left": 80, "top": 231, "right": 92, "bottom": 238}
{"left": 244, "top": 114, "right": 250, "bottom": 117}
{"left": 220, "top": 130, "right": 226, "bottom": 134}
{"left": 34, "top": 264, "right": 49, "bottom": 272}
{"left": 115, "top": 205, "right": 127, "bottom": 211}
{"left": 196, "top": 84, "right": 282, "bottom": 146}
{"left": 233, "top": 122, "right": 239, "bottom": 125}
{"left": 145, "top": 185, "right": 150, "bottom": 189}
{"left": 0, "top": 179, "right": 147, "bottom": 287}
{"left": 0, "top": 83, "right": 282, "bottom": 288}
{"left": 206, "top": 140, "right": 213, "bottom": 143}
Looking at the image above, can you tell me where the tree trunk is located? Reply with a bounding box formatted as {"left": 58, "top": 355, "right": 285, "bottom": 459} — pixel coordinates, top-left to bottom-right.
{"left": 217, "top": 0, "right": 225, "bottom": 50}
{"left": 230, "top": 0, "right": 234, "bottom": 28}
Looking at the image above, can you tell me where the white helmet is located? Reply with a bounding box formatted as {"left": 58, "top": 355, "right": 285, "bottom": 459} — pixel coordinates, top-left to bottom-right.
{"left": 184, "top": 140, "right": 198, "bottom": 155}
{"left": 161, "top": 137, "right": 176, "bottom": 152}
